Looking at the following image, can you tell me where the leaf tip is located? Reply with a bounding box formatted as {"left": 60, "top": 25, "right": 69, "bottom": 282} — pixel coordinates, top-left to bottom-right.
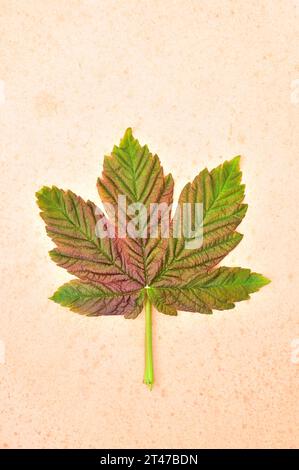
{"left": 49, "top": 283, "right": 76, "bottom": 307}
{"left": 49, "top": 292, "right": 59, "bottom": 304}
{"left": 232, "top": 154, "right": 241, "bottom": 164}
{"left": 258, "top": 275, "right": 271, "bottom": 287}
{"left": 248, "top": 272, "right": 271, "bottom": 293}
{"left": 124, "top": 127, "right": 133, "bottom": 137}
{"left": 35, "top": 185, "right": 50, "bottom": 202}
{"left": 120, "top": 127, "right": 133, "bottom": 145}
{"left": 35, "top": 185, "right": 61, "bottom": 211}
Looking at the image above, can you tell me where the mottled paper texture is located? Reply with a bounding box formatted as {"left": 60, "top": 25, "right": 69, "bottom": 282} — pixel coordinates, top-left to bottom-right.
{"left": 0, "top": 0, "right": 298, "bottom": 449}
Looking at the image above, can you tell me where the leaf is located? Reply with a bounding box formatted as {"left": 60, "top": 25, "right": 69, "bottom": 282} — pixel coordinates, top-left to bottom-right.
{"left": 37, "top": 129, "right": 270, "bottom": 387}
{"left": 37, "top": 130, "right": 269, "bottom": 317}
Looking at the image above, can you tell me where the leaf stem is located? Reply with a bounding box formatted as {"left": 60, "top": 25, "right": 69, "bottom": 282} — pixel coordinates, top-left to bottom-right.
{"left": 144, "top": 294, "right": 154, "bottom": 390}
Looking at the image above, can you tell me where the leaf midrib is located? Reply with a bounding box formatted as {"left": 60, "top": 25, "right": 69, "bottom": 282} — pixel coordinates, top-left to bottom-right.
{"left": 68, "top": 288, "right": 142, "bottom": 301}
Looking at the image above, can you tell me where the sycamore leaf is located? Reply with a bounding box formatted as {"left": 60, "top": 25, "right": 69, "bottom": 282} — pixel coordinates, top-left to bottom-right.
{"left": 36, "top": 130, "right": 269, "bottom": 315}
{"left": 36, "top": 128, "right": 270, "bottom": 388}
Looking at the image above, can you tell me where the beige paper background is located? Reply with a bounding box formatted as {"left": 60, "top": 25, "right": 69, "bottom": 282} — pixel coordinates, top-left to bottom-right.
{"left": 0, "top": 0, "right": 298, "bottom": 449}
